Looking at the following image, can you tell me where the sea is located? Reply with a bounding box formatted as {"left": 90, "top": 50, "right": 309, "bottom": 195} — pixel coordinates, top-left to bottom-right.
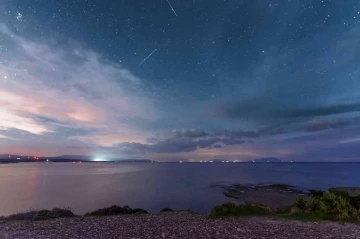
{"left": 0, "top": 162, "right": 359, "bottom": 216}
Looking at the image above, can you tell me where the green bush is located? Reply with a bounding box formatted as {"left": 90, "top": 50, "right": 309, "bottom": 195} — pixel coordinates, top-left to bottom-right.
{"left": 294, "top": 197, "right": 317, "bottom": 211}
{"left": 318, "top": 192, "right": 358, "bottom": 221}
{"left": 295, "top": 197, "right": 308, "bottom": 210}
{"left": 209, "top": 202, "right": 271, "bottom": 218}
{"left": 292, "top": 191, "right": 360, "bottom": 221}
{"left": 309, "top": 190, "right": 325, "bottom": 199}
{"left": 84, "top": 205, "right": 148, "bottom": 217}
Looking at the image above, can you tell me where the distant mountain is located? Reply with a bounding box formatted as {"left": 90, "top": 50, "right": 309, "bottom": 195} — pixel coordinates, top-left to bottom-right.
{"left": 0, "top": 154, "right": 21, "bottom": 158}
{"left": 0, "top": 154, "right": 153, "bottom": 163}
{"left": 247, "top": 157, "right": 282, "bottom": 163}
{"left": 52, "top": 155, "right": 152, "bottom": 162}
{"left": 211, "top": 159, "right": 228, "bottom": 163}
{"left": 52, "top": 155, "right": 93, "bottom": 160}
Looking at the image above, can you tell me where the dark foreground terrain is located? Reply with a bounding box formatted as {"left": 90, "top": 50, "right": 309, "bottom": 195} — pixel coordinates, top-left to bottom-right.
{"left": 1, "top": 212, "right": 360, "bottom": 239}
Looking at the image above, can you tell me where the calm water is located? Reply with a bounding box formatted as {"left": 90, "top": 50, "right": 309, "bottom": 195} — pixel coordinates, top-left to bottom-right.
{"left": 0, "top": 162, "right": 359, "bottom": 216}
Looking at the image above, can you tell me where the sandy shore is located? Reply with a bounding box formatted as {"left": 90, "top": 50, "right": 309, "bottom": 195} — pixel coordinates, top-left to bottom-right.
{"left": 1, "top": 212, "right": 360, "bottom": 239}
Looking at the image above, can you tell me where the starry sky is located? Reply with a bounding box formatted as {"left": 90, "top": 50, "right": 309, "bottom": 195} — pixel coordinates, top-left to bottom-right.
{"left": 1, "top": 0, "right": 360, "bottom": 161}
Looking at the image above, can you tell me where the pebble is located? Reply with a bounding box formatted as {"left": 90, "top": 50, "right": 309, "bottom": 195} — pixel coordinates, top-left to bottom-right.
{"left": 0, "top": 212, "right": 359, "bottom": 239}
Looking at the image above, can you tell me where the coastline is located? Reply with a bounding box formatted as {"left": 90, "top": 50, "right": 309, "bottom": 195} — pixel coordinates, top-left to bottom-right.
{"left": 1, "top": 184, "right": 360, "bottom": 238}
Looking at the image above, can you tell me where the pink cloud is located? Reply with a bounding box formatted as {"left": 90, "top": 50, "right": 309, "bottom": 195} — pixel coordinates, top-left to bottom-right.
{"left": 0, "top": 24, "right": 157, "bottom": 145}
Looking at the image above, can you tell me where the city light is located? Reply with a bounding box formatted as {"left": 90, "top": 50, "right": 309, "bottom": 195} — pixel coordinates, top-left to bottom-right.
{"left": 93, "top": 158, "right": 104, "bottom": 162}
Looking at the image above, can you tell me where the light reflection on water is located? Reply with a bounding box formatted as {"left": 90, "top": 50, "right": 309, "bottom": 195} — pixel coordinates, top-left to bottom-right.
{"left": 0, "top": 162, "right": 359, "bottom": 216}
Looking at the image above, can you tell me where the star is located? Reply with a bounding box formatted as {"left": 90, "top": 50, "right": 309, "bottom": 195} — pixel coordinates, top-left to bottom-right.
{"left": 16, "top": 13, "right": 22, "bottom": 21}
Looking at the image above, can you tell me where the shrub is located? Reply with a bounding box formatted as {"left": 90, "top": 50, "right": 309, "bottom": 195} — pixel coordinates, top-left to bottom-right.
{"left": 3, "top": 208, "right": 77, "bottom": 221}
{"left": 306, "top": 198, "right": 318, "bottom": 211}
{"left": 209, "top": 202, "right": 271, "bottom": 218}
{"left": 291, "top": 191, "right": 360, "bottom": 221}
{"left": 318, "top": 192, "right": 358, "bottom": 221}
{"left": 294, "top": 197, "right": 317, "bottom": 211}
{"left": 294, "top": 197, "right": 308, "bottom": 210}
{"left": 84, "top": 205, "right": 148, "bottom": 217}
{"left": 132, "top": 208, "right": 149, "bottom": 215}
{"left": 160, "top": 208, "right": 173, "bottom": 212}
{"left": 352, "top": 195, "right": 360, "bottom": 210}
{"left": 328, "top": 190, "right": 360, "bottom": 210}
{"left": 309, "top": 190, "right": 325, "bottom": 199}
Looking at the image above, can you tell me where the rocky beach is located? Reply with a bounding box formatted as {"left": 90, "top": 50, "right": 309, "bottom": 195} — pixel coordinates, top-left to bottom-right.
{"left": 1, "top": 185, "right": 360, "bottom": 238}
{"left": 1, "top": 211, "right": 360, "bottom": 239}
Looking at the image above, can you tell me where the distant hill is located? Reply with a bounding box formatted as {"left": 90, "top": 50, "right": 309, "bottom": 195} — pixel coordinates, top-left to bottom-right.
{"left": 247, "top": 157, "right": 282, "bottom": 163}
{"left": 52, "top": 155, "right": 93, "bottom": 160}
{"left": 0, "top": 154, "right": 153, "bottom": 163}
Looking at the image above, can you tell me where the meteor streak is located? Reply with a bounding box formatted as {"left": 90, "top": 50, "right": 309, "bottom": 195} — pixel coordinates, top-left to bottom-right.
{"left": 139, "top": 48, "right": 158, "bottom": 66}
{"left": 166, "top": 0, "right": 177, "bottom": 16}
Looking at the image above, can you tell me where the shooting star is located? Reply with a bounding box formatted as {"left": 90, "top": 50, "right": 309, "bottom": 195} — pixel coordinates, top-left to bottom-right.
{"left": 166, "top": 0, "right": 177, "bottom": 16}
{"left": 139, "top": 48, "right": 158, "bottom": 66}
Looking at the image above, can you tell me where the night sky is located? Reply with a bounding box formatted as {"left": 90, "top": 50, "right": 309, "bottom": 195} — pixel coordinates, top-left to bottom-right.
{"left": 1, "top": 0, "right": 360, "bottom": 161}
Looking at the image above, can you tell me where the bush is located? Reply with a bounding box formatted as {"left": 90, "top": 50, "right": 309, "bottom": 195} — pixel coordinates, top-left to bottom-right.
{"left": 309, "top": 190, "right": 325, "bottom": 199}
{"left": 84, "top": 205, "right": 148, "bottom": 217}
{"left": 209, "top": 202, "right": 271, "bottom": 218}
{"left": 318, "top": 192, "right": 358, "bottom": 221}
{"left": 160, "top": 208, "right": 173, "bottom": 212}
{"left": 291, "top": 191, "right": 360, "bottom": 221}
{"left": 294, "top": 197, "right": 317, "bottom": 211}
{"left": 352, "top": 195, "right": 360, "bottom": 210}
{"left": 295, "top": 197, "right": 308, "bottom": 210}
{"left": 3, "top": 208, "right": 77, "bottom": 221}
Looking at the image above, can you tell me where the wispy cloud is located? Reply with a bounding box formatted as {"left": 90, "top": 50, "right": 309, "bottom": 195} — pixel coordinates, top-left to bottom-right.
{"left": 0, "top": 24, "right": 157, "bottom": 145}
{"left": 304, "top": 119, "right": 350, "bottom": 132}
{"left": 339, "top": 137, "right": 360, "bottom": 144}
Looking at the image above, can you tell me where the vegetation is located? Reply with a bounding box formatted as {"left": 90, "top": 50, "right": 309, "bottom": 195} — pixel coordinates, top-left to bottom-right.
{"left": 2, "top": 189, "right": 359, "bottom": 222}
{"left": 84, "top": 205, "right": 148, "bottom": 217}
{"left": 160, "top": 208, "right": 173, "bottom": 212}
{"left": 211, "top": 190, "right": 360, "bottom": 222}
{"left": 1, "top": 208, "right": 77, "bottom": 221}
{"left": 209, "top": 202, "right": 271, "bottom": 218}
{"left": 290, "top": 191, "right": 360, "bottom": 221}
{"left": 279, "top": 212, "right": 325, "bottom": 222}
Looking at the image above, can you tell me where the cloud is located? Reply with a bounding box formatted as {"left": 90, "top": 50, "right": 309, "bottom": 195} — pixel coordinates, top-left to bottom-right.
{"left": 257, "top": 126, "right": 286, "bottom": 135}
{"left": 172, "top": 128, "right": 208, "bottom": 138}
{"left": 117, "top": 136, "right": 250, "bottom": 154}
{"left": 283, "top": 103, "right": 360, "bottom": 119}
{"left": 0, "top": 24, "right": 157, "bottom": 144}
{"left": 221, "top": 138, "right": 248, "bottom": 145}
{"left": 304, "top": 120, "right": 350, "bottom": 132}
{"left": 70, "top": 130, "right": 151, "bottom": 147}
{"left": 217, "top": 101, "right": 360, "bottom": 124}
{"left": 223, "top": 129, "right": 259, "bottom": 138}
{"left": 115, "top": 127, "right": 261, "bottom": 154}
{"left": 339, "top": 137, "right": 360, "bottom": 144}
{"left": 0, "top": 135, "right": 8, "bottom": 139}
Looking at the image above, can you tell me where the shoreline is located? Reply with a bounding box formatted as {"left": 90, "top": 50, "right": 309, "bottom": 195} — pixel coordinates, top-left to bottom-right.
{"left": 1, "top": 184, "right": 359, "bottom": 218}
{"left": 1, "top": 184, "right": 359, "bottom": 238}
